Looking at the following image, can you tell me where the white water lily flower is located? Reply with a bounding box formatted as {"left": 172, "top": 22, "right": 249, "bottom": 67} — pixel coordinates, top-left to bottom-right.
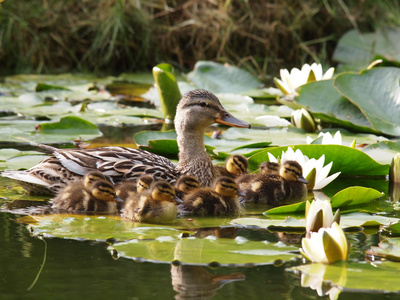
{"left": 306, "top": 131, "right": 356, "bottom": 148}
{"left": 268, "top": 148, "right": 341, "bottom": 190}
{"left": 274, "top": 63, "right": 335, "bottom": 95}
{"left": 305, "top": 199, "right": 340, "bottom": 235}
{"left": 300, "top": 222, "right": 349, "bottom": 264}
{"left": 255, "top": 115, "right": 291, "bottom": 127}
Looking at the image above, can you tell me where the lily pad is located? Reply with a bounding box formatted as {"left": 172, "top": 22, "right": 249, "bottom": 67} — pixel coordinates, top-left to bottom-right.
{"left": 37, "top": 116, "right": 101, "bottom": 135}
{"left": 295, "top": 80, "right": 377, "bottom": 134}
{"left": 247, "top": 145, "right": 389, "bottom": 176}
{"left": 187, "top": 61, "right": 262, "bottom": 94}
{"left": 109, "top": 235, "right": 299, "bottom": 266}
{"left": 334, "top": 67, "right": 400, "bottom": 136}
{"left": 366, "top": 238, "right": 400, "bottom": 261}
{"left": 232, "top": 213, "right": 399, "bottom": 231}
{"left": 36, "top": 83, "right": 71, "bottom": 92}
{"left": 333, "top": 28, "right": 400, "bottom": 71}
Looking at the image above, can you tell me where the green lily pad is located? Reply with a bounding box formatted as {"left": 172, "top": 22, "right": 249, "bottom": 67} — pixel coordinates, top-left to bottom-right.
{"left": 334, "top": 67, "right": 400, "bottom": 136}
{"left": 333, "top": 28, "right": 400, "bottom": 71}
{"left": 29, "top": 214, "right": 184, "bottom": 241}
{"left": 247, "top": 145, "right": 389, "bottom": 176}
{"left": 37, "top": 116, "right": 101, "bottom": 135}
{"left": 366, "top": 238, "right": 400, "bottom": 261}
{"left": 187, "top": 61, "right": 262, "bottom": 93}
{"left": 36, "top": 83, "right": 71, "bottom": 92}
{"left": 263, "top": 187, "right": 383, "bottom": 215}
{"left": 232, "top": 213, "right": 399, "bottom": 230}
{"left": 291, "top": 261, "right": 400, "bottom": 294}
{"left": 381, "top": 222, "right": 400, "bottom": 236}
{"left": 109, "top": 235, "right": 299, "bottom": 266}
{"left": 330, "top": 186, "right": 384, "bottom": 208}
{"left": 295, "top": 80, "right": 377, "bottom": 134}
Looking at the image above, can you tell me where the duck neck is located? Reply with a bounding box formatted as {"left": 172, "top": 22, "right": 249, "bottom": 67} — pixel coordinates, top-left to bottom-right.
{"left": 176, "top": 128, "right": 215, "bottom": 187}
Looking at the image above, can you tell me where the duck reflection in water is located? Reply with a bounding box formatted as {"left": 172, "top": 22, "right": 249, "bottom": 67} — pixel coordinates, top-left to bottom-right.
{"left": 171, "top": 264, "right": 245, "bottom": 300}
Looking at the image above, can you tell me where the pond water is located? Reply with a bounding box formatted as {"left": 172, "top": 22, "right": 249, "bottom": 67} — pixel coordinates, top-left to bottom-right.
{"left": 1, "top": 176, "right": 399, "bottom": 299}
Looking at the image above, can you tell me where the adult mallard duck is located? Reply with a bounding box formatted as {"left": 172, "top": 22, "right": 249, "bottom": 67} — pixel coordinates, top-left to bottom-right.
{"left": 240, "top": 160, "right": 308, "bottom": 206}
{"left": 122, "top": 181, "right": 180, "bottom": 223}
{"left": 52, "top": 171, "right": 123, "bottom": 214}
{"left": 2, "top": 90, "right": 250, "bottom": 195}
{"left": 179, "top": 176, "right": 242, "bottom": 216}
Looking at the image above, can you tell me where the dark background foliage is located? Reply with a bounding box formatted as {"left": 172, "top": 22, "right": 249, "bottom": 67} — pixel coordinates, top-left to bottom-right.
{"left": 1, "top": 0, "right": 399, "bottom": 82}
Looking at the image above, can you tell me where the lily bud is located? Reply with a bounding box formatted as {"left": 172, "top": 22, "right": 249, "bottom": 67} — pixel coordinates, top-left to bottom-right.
{"left": 300, "top": 222, "right": 349, "bottom": 264}
{"left": 305, "top": 199, "right": 340, "bottom": 235}
{"left": 389, "top": 153, "right": 400, "bottom": 183}
{"left": 291, "top": 108, "right": 316, "bottom": 132}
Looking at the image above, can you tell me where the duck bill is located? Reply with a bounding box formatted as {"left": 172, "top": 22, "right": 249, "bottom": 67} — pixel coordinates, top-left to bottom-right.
{"left": 215, "top": 111, "right": 251, "bottom": 128}
{"left": 113, "top": 195, "right": 124, "bottom": 203}
{"left": 298, "top": 175, "right": 309, "bottom": 184}
{"left": 174, "top": 196, "right": 183, "bottom": 203}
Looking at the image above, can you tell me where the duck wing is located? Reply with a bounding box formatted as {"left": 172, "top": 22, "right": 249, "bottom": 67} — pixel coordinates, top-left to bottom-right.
{"left": 2, "top": 146, "right": 179, "bottom": 195}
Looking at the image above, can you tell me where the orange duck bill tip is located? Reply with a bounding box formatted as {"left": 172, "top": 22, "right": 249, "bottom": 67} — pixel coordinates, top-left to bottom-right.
{"left": 215, "top": 112, "right": 251, "bottom": 128}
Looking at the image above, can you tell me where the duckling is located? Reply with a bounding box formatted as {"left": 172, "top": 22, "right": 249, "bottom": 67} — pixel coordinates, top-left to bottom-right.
{"left": 3, "top": 89, "right": 250, "bottom": 194}
{"left": 115, "top": 174, "right": 154, "bottom": 201}
{"left": 52, "top": 171, "right": 122, "bottom": 214}
{"left": 215, "top": 155, "right": 248, "bottom": 178}
{"left": 236, "top": 161, "right": 280, "bottom": 190}
{"left": 123, "top": 181, "right": 180, "bottom": 223}
{"left": 241, "top": 160, "right": 307, "bottom": 206}
{"left": 174, "top": 175, "right": 201, "bottom": 200}
{"left": 179, "top": 176, "right": 241, "bottom": 216}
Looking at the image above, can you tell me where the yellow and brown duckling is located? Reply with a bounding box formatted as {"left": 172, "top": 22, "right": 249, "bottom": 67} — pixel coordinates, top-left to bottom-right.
{"left": 122, "top": 181, "right": 181, "bottom": 223}
{"left": 215, "top": 155, "right": 248, "bottom": 179}
{"left": 236, "top": 161, "right": 280, "bottom": 190}
{"left": 52, "top": 171, "right": 123, "bottom": 214}
{"left": 115, "top": 174, "right": 154, "bottom": 200}
{"left": 240, "top": 160, "right": 307, "bottom": 206}
{"left": 174, "top": 175, "right": 201, "bottom": 200}
{"left": 179, "top": 176, "right": 242, "bottom": 216}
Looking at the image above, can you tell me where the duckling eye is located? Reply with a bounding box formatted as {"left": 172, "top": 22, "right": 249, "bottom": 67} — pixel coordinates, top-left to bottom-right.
{"left": 199, "top": 101, "right": 207, "bottom": 107}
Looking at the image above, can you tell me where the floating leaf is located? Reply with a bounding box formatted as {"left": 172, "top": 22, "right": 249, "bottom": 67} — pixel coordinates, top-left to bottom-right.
{"left": 295, "top": 80, "right": 377, "bottom": 133}
{"left": 330, "top": 186, "right": 384, "bottom": 208}
{"left": 334, "top": 67, "right": 400, "bottom": 136}
{"left": 36, "top": 83, "right": 71, "bottom": 92}
{"left": 187, "top": 61, "right": 262, "bottom": 93}
{"left": 233, "top": 213, "right": 399, "bottom": 231}
{"left": 109, "top": 236, "right": 299, "bottom": 266}
{"left": 247, "top": 145, "right": 389, "bottom": 176}
{"left": 37, "top": 116, "right": 101, "bottom": 135}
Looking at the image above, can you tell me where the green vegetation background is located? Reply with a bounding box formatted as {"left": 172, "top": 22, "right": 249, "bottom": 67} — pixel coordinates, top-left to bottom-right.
{"left": 1, "top": 0, "right": 399, "bottom": 81}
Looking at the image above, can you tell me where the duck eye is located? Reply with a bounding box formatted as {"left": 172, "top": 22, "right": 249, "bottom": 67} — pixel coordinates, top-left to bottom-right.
{"left": 199, "top": 101, "right": 207, "bottom": 107}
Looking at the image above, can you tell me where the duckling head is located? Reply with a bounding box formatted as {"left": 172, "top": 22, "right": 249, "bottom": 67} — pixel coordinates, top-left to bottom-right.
{"left": 226, "top": 155, "right": 248, "bottom": 176}
{"left": 175, "top": 175, "right": 200, "bottom": 193}
{"left": 175, "top": 90, "right": 250, "bottom": 132}
{"left": 151, "top": 181, "right": 181, "bottom": 203}
{"left": 137, "top": 174, "right": 154, "bottom": 193}
{"left": 83, "top": 171, "right": 109, "bottom": 189}
{"left": 213, "top": 176, "right": 240, "bottom": 197}
{"left": 91, "top": 180, "right": 123, "bottom": 203}
{"left": 259, "top": 161, "right": 280, "bottom": 175}
{"left": 280, "top": 161, "right": 308, "bottom": 183}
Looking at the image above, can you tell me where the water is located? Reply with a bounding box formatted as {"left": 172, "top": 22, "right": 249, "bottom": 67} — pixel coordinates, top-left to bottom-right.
{"left": 1, "top": 210, "right": 399, "bottom": 300}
